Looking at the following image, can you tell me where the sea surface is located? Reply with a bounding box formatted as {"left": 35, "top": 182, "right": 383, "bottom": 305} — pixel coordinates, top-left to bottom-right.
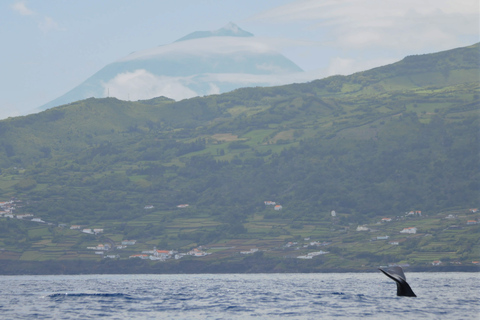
{"left": 0, "top": 273, "right": 478, "bottom": 319}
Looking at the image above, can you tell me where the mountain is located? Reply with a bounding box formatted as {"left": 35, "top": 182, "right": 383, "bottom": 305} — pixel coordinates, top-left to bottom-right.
{"left": 37, "top": 23, "right": 303, "bottom": 112}
{"left": 0, "top": 43, "right": 478, "bottom": 272}
{"left": 174, "top": 21, "right": 254, "bottom": 42}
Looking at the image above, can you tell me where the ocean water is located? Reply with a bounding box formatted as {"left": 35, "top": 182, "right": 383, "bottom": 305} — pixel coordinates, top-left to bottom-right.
{"left": 0, "top": 273, "right": 478, "bottom": 319}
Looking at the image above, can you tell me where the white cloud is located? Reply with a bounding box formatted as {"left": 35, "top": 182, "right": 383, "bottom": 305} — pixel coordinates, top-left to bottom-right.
{"left": 39, "top": 16, "right": 60, "bottom": 33}
{"left": 0, "top": 102, "right": 22, "bottom": 120}
{"left": 253, "top": 0, "right": 479, "bottom": 50}
{"left": 103, "top": 69, "right": 198, "bottom": 101}
{"left": 207, "top": 83, "right": 220, "bottom": 95}
{"left": 119, "top": 37, "right": 276, "bottom": 62}
{"left": 11, "top": 1, "right": 35, "bottom": 16}
{"left": 325, "top": 57, "right": 397, "bottom": 76}
{"left": 325, "top": 57, "right": 355, "bottom": 76}
{"left": 11, "top": 1, "right": 61, "bottom": 33}
{"left": 199, "top": 70, "right": 320, "bottom": 87}
{"left": 102, "top": 69, "right": 325, "bottom": 103}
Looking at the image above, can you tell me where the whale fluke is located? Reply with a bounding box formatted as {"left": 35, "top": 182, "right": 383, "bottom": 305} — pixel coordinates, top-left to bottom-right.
{"left": 379, "top": 266, "right": 417, "bottom": 297}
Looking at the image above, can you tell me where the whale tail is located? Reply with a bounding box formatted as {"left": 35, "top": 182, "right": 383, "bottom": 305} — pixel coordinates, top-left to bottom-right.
{"left": 379, "top": 266, "right": 417, "bottom": 297}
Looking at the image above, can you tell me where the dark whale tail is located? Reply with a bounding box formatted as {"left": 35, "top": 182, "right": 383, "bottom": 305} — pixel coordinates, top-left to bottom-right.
{"left": 379, "top": 266, "right": 417, "bottom": 297}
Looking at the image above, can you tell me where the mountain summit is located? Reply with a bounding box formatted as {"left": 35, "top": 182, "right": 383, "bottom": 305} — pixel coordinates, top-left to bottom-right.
{"left": 174, "top": 22, "right": 254, "bottom": 42}
{"left": 37, "top": 23, "right": 302, "bottom": 112}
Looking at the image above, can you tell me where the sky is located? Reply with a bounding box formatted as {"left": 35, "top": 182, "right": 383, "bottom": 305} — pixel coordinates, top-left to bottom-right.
{"left": 2, "top": 0, "right": 478, "bottom": 119}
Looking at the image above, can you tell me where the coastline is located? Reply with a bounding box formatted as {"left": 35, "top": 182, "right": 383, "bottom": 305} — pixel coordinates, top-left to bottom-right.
{"left": 0, "top": 259, "right": 478, "bottom": 275}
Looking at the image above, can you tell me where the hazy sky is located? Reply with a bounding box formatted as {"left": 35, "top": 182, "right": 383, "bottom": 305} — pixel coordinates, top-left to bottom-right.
{"left": 2, "top": 0, "right": 478, "bottom": 119}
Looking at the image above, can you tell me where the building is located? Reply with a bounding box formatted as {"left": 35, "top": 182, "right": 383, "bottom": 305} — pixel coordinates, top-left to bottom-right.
{"left": 188, "top": 248, "right": 209, "bottom": 257}
{"left": 406, "top": 210, "right": 422, "bottom": 216}
{"left": 240, "top": 248, "right": 259, "bottom": 254}
{"left": 400, "top": 227, "right": 417, "bottom": 234}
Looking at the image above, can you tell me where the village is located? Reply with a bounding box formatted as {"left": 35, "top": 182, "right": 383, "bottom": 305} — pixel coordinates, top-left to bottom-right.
{"left": 0, "top": 198, "right": 479, "bottom": 266}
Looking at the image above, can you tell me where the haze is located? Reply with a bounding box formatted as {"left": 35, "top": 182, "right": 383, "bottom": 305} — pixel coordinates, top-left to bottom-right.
{"left": 1, "top": 0, "right": 478, "bottom": 119}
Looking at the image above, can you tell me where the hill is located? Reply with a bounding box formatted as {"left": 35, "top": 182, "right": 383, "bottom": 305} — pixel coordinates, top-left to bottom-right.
{"left": 0, "top": 43, "right": 478, "bottom": 273}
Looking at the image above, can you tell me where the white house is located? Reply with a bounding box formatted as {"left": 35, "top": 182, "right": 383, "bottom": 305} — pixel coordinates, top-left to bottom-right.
{"left": 87, "top": 244, "right": 110, "bottom": 251}
{"left": 400, "top": 227, "right": 417, "bottom": 234}
{"left": 297, "top": 255, "right": 313, "bottom": 259}
{"left": 240, "top": 248, "right": 259, "bottom": 254}
{"left": 16, "top": 214, "right": 33, "bottom": 219}
{"left": 297, "top": 251, "right": 328, "bottom": 259}
{"left": 274, "top": 205, "right": 282, "bottom": 211}
{"left": 406, "top": 210, "right": 422, "bottom": 216}
{"left": 356, "top": 225, "right": 369, "bottom": 231}
{"left": 188, "top": 248, "right": 209, "bottom": 257}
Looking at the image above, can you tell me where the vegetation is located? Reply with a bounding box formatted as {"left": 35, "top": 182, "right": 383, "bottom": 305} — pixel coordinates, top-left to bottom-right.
{"left": 0, "top": 43, "right": 478, "bottom": 273}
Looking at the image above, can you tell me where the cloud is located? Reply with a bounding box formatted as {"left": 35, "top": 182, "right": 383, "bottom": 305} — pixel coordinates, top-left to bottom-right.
{"left": 39, "top": 16, "right": 59, "bottom": 33}
{"left": 103, "top": 69, "right": 198, "bottom": 101}
{"left": 253, "top": 0, "right": 479, "bottom": 50}
{"left": 119, "top": 37, "right": 276, "bottom": 62}
{"left": 11, "top": 1, "right": 61, "bottom": 33}
{"left": 207, "top": 83, "right": 220, "bottom": 95}
{"left": 325, "top": 57, "right": 397, "bottom": 77}
{"left": 101, "top": 68, "right": 325, "bottom": 103}
{"left": 11, "top": 1, "right": 35, "bottom": 16}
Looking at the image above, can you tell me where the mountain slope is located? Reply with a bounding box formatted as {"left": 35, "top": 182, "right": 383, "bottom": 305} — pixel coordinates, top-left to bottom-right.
{"left": 0, "top": 43, "right": 478, "bottom": 269}
{"left": 38, "top": 23, "right": 303, "bottom": 111}
{"left": 10, "top": 43, "right": 477, "bottom": 166}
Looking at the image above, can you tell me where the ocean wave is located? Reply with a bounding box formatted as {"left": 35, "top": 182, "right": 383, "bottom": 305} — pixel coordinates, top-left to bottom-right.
{"left": 45, "top": 292, "right": 132, "bottom": 299}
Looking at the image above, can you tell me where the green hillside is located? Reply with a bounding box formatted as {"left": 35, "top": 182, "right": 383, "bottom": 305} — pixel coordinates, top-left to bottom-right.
{"left": 0, "top": 43, "right": 478, "bottom": 273}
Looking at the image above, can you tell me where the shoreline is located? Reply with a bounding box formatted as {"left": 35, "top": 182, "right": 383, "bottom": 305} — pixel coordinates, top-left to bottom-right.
{"left": 0, "top": 259, "right": 478, "bottom": 275}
